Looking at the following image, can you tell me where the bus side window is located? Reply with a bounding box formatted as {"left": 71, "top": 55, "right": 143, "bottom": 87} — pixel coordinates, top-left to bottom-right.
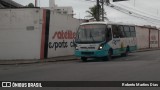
{"left": 118, "top": 25, "right": 125, "bottom": 38}
{"left": 130, "top": 26, "right": 136, "bottom": 37}
{"left": 112, "top": 25, "right": 120, "bottom": 38}
{"left": 124, "top": 26, "right": 131, "bottom": 37}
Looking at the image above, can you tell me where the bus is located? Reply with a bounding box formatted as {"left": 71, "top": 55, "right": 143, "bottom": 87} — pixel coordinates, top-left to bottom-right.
{"left": 74, "top": 21, "right": 137, "bottom": 62}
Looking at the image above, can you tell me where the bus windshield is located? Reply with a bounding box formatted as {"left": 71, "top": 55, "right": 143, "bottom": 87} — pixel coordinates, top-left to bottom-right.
{"left": 75, "top": 24, "right": 106, "bottom": 43}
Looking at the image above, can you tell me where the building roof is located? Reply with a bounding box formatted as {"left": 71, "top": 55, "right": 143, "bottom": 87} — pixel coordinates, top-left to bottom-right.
{"left": 0, "top": 0, "right": 23, "bottom": 8}
{"left": 80, "top": 21, "right": 135, "bottom": 26}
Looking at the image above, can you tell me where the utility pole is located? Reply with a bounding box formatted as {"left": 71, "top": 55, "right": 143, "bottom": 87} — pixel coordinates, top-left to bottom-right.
{"left": 96, "top": 0, "right": 100, "bottom": 21}
{"left": 35, "top": 0, "right": 37, "bottom": 7}
{"left": 102, "top": 0, "right": 104, "bottom": 21}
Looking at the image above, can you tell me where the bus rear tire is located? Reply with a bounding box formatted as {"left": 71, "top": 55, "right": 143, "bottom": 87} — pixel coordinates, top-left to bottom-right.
{"left": 121, "top": 47, "right": 129, "bottom": 57}
{"left": 81, "top": 57, "right": 87, "bottom": 62}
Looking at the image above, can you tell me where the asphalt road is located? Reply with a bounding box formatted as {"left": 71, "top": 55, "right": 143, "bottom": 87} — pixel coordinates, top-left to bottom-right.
{"left": 0, "top": 50, "right": 160, "bottom": 90}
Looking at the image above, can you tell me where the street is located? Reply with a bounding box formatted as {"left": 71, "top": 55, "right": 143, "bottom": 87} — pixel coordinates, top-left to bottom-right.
{"left": 0, "top": 50, "right": 160, "bottom": 81}
{"left": 1, "top": 1, "right": 160, "bottom": 90}
{"left": 0, "top": 50, "right": 160, "bottom": 90}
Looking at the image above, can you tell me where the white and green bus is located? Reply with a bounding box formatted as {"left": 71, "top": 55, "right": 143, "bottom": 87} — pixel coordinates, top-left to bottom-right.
{"left": 74, "top": 21, "right": 137, "bottom": 61}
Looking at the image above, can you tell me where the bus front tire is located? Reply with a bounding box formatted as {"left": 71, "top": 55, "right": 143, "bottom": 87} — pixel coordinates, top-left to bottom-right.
{"left": 108, "top": 50, "right": 112, "bottom": 61}
{"left": 81, "top": 57, "right": 87, "bottom": 62}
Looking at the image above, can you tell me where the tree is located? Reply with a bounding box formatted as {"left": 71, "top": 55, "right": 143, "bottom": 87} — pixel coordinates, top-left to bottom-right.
{"left": 86, "top": 5, "right": 99, "bottom": 21}
{"left": 86, "top": 5, "right": 106, "bottom": 21}
{"left": 27, "top": 3, "right": 34, "bottom": 8}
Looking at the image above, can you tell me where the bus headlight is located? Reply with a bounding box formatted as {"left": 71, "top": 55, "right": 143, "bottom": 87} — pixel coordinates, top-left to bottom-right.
{"left": 98, "top": 45, "right": 103, "bottom": 50}
{"left": 75, "top": 44, "right": 79, "bottom": 50}
{"left": 99, "top": 46, "right": 103, "bottom": 49}
{"left": 76, "top": 46, "right": 79, "bottom": 50}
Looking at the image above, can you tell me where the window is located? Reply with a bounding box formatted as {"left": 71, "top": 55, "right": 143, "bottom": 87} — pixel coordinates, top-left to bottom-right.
{"left": 56, "top": 9, "right": 61, "bottom": 14}
{"left": 130, "top": 26, "right": 136, "bottom": 37}
{"left": 76, "top": 24, "right": 107, "bottom": 43}
{"left": 112, "top": 25, "right": 121, "bottom": 38}
{"left": 63, "top": 11, "right": 67, "bottom": 14}
{"left": 124, "top": 26, "right": 131, "bottom": 37}
{"left": 118, "top": 25, "right": 125, "bottom": 38}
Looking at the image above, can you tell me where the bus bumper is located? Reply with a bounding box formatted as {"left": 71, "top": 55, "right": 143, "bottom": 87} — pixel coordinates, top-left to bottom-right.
{"left": 75, "top": 50, "right": 108, "bottom": 57}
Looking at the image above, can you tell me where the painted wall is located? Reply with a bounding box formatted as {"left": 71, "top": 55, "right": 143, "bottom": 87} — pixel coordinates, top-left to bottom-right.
{"left": 149, "top": 29, "right": 159, "bottom": 48}
{"left": 0, "top": 9, "right": 43, "bottom": 60}
{"left": 0, "top": 8, "right": 82, "bottom": 60}
{"left": 47, "top": 12, "right": 81, "bottom": 58}
{"left": 135, "top": 26, "right": 149, "bottom": 49}
{"left": 136, "top": 26, "right": 160, "bottom": 49}
{"left": 0, "top": 8, "right": 159, "bottom": 60}
{"left": 159, "top": 31, "right": 160, "bottom": 48}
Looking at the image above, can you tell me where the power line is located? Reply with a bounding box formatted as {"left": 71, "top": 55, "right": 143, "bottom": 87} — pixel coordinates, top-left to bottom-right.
{"left": 115, "top": 3, "right": 160, "bottom": 19}
{"left": 106, "top": 3, "right": 160, "bottom": 26}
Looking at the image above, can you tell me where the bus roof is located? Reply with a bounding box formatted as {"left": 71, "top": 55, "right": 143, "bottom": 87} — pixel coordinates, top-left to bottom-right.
{"left": 80, "top": 21, "right": 135, "bottom": 26}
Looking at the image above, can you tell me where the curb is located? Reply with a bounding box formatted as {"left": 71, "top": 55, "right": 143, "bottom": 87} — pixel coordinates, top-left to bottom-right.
{"left": 0, "top": 49, "right": 160, "bottom": 65}
{"left": 136, "top": 48, "right": 160, "bottom": 52}
{"left": 0, "top": 57, "right": 79, "bottom": 65}
{"left": 0, "top": 60, "right": 40, "bottom": 65}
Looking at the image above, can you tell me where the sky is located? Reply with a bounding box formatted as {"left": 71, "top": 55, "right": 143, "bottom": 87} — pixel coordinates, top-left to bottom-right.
{"left": 13, "top": 0, "right": 160, "bottom": 27}
{"left": 13, "top": 0, "right": 160, "bottom": 18}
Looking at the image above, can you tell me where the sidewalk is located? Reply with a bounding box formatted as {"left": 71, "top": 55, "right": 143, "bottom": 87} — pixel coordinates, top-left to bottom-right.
{"left": 0, "top": 48, "right": 160, "bottom": 65}
{"left": 0, "top": 56, "right": 79, "bottom": 65}
{"left": 136, "top": 48, "right": 160, "bottom": 52}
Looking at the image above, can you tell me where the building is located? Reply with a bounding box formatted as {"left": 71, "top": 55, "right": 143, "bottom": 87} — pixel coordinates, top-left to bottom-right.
{"left": 0, "top": 0, "right": 23, "bottom": 8}
{"left": 45, "top": 0, "right": 74, "bottom": 17}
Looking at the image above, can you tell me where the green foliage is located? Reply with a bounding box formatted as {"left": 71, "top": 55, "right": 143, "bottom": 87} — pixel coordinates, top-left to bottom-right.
{"left": 86, "top": 5, "right": 98, "bottom": 20}
{"left": 28, "top": 3, "right": 34, "bottom": 8}
{"left": 86, "top": 5, "right": 106, "bottom": 21}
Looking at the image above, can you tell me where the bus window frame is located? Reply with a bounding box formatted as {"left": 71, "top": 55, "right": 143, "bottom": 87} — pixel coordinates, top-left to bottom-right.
{"left": 106, "top": 25, "right": 112, "bottom": 42}
{"left": 124, "top": 25, "right": 131, "bottom": 37}
{"left": 112, "top": 25, "right": 123, "bottom": 38}
{"left": 118, "top": 25, "right": 125, "bottom": 38}
{"left": 130, "top": 26, "right": 136, "bottom": 37}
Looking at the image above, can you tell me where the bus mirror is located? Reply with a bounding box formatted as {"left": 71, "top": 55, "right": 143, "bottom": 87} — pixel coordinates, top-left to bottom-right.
{"left": 73, "top": 40, "right": 76, "bottom": 47}
{"left": 107, "top": 28, "right": 111, "bottom": 37}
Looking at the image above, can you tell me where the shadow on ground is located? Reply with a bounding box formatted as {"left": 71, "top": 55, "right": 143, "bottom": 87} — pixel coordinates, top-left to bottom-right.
{"left": 77, "top": 54, "right": 137, "bottom": 63}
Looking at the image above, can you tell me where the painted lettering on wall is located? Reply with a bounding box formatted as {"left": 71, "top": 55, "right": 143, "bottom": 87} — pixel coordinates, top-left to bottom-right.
{"left": 52, "top": 30, "right": 76, "bottom": 39}
{"left": 49, "top": 30, "right": 76, "bottom": 50}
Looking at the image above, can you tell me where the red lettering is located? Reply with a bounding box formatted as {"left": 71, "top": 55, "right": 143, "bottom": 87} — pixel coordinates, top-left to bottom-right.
{"left": 52, "top": 32, "right": 57, "bottom": 39}
{"left": 57, "top": 31, "right": 62, "bottom": 39}
{"left": 52, "top": 30, "right": 76, "bottom": 40}
{"left": 70, "top": 31, "right": 72, "bottom": 39}
{"left": 68, "top": 31, "right": 70, "bottom": 39}
{"left": 73, "top": 32, "right": 76, "bottom": 39}
{"left": 64, "top": 32, "right": 67, "bottom": 39}
{"left": 61, "top": 30, "right": 64, "bottom": 39}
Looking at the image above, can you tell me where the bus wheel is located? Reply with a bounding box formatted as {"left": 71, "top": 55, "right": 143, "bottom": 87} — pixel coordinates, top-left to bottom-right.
{"left": 81, "top": 57, "right": 87, "bottom": 62}
{"left": 107, "top": 50, "right": 112, "bottom": 61}
{"left": 122, "top": 47, "right": 129, "bottom": 57}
